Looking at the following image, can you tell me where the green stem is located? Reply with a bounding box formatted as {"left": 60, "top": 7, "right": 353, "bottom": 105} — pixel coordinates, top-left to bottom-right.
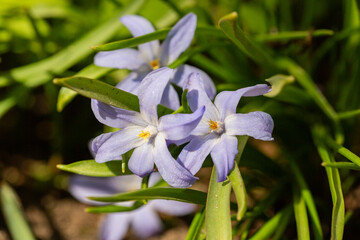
{"left": 293, "top": 185, "right": 310, "bottom": 240}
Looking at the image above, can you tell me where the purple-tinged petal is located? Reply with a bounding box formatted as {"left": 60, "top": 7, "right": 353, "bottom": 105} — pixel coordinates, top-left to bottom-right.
{"left": 210, "top": 134, "right": 238, "bottom": 182}
{"left": 137, "top": 67, "right": 174, "bottom": 125}
{"left": 68, "top": 175, "right": 120, "bottom": 205}
{"left": 120, "top": 15, "right": 160, "bottom": 62}
{"left": 224, "top": 112, "right": 274, "bottom": 141}
{"left": 153, "top": 134, "right": 198, "bottom": 188}
{"left": 172, "top": 64, "right": 216, "bottom": 99}
{"left": 160, "top": 13, "right": 197, "bottom": 66}
{"left": 115, "top": 71, "right": 148, "bottom": 94}
{"left": 152, "top": 200, "right": 197, "bottom": 216}
{"left": 177, "top": 133, "right": 219, "bottom": 175}
{"left": 148, "top": 172, "right": 162, "bottom": 187}
{"left": 91, "top": 99, "right": 147, "bottom": 128}
{"left": 100, "top": 213, "right": 132, "bottom": 240}
{"left": 185, "top": 73, "right": 220, "bottom": 122}
{"left": 131, "top": 206, "right": 163, "bottom": 238}
{"left": 90, "top": 131, "right": 117, "bottom": 158}
{"left": 160, "top": 84, "right": 180, "bottom": 110}
{"left": 128, "top": 142, "right": 155, "bottom": 177}
{"left": 158, "top": 106, "right": 205, "bottom": 141}
{"left": 95, "top": 126, "right": 145, "bottom": 163}
{"left": 214, "top": 84, "right": 271, "bottom": 121}
{"left": 94, "top": 49, "right": 148, "bottom": 71}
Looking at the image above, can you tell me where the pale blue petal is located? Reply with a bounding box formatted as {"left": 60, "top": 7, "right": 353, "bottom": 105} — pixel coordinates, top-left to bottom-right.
{"left": 120, "top": 15, "right": 160, "bottom": 62}
{"left": 160, "top": 13, "right": 197, "bottom": 66}
{"left": 224, "top": 112, "right": 274, "bottom": 140}
{"left": 160, "top": 84, "right": 180, "bottom": 110}
{"left": 152, "top": 200, "right": 197, "bottom": 216}
{"left": 100, "top": 213, "right": 132, "bottom": 240}
{"left": 158, "top": 106, "right": 205, "bottom": 141}
{"left": 91, "top": 99, "right": 147, "bottom": 128}
{"left": 177, "top": 133, "right": 218, "bottom": 175}
{"left": 154, "top": 134, "right": 198, "bottom": 188}
{"left": 214, "top": 84, "right": 271, "bottom": 121}
{"left": 131, "top": 206, "right": 163, "bottom": 238}
{"left": 210, "top": 134, "right": 238, "bottom": 182}
{"left": 115, "top": 71, "right": 148, "bottom": 94}
{"left": 94, "top": 48, "right": 148, "bottom": 70}
{"left": 128, "top": 142, "right": 155, "bottom": 177}
{"left": 90, "top": 131, "right": 117, "bottom": 158}
{"left": 68, "top": 175, "right": 120, "bottom": 205}
{"left": 172, "top": 64, "right": 216, "bottom": 99}
{"left": 137, "top": 67, "right": 174, "bottom": 125}
{"left": 185, "top": 72, "right": 220, "bottom": 122}
{"left": 95, "top": 126, "right": 145, "bottom": 163}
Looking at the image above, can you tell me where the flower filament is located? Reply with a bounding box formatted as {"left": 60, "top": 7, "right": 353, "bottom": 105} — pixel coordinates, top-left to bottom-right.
{"left": 138, "top": 131, "right": 151, "bottom": 140}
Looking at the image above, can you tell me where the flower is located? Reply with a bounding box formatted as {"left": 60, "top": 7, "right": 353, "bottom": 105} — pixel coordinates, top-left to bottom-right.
{"left": 91, "top": 67, "right": 205, "bottom": 188}
{"left": 177, "top": 73, "right": 274, "bottom": 182}
{"left": 94, "top": 13, "right": 216, "bottom": 110}
{"left": 69, "top": 174, "right": 197, "bottom": 240}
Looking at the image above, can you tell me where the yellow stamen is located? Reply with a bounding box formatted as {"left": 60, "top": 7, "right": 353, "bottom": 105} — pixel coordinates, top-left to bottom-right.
{"left": 149, "top": 59, "right": 160, "bottom": 70}
{"left": 138, "top": 131, "right": 151, "bottom": 140}
{"left": 208, "top": 119, "right": 219, "bottom": 131}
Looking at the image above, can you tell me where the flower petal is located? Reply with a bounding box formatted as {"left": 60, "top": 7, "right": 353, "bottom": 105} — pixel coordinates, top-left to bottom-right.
{"left": 152, "top": 199, "right": 197, "bottom": 216}
{"left": 94, "top": 48, "right": 148, "bottom": 70}
{"left": 160, "top": 84, "right": 180, "bottom": 110}
{"left": 185, "top": 72, "right": 220, "bottom": 121}
{"left": 153, "top": 134, "right": 198, "bottom": 188}
{"left": 160, "top": 13, "right": 197, "bottom": 66}
{"left": 131, "top": 206, "right": 163, "bottom": 238}
{"left": 68, "top": 175, "right": 120, "bottom": 205}
{"left": 224, "top": 112, "right": 274, "bottom": 141}
{"left": 210, "top": 134, "right": 238, "bottom": 182}
{"left": 128, "top": 142, "right": 155, "bottom": 177}
{"left": 214, "top": 84, "right": 271, "bottom": 120}
{"left": 115, "top": 71, "right": 148, "bottom": 94}
{"left": 100, "top": 213, "right": 132, "bottom": 240}
{"left": 137, "top": 67, "right": 174, "bottom": 124}
{"left": 90, "top": 131, "right": 117, "bottom": 158}
{"left": 91, "top": 99, "right": 147, "bottom": 128}
{"left": 120, "top": 15, "right": 160, "bottom": 62}
{"left": 172, "top": 64, "right": 216, "bottom": 99}
{"left": 95, "top": 126, "right": 145, "bottom": 163}
{"left": 177, "top": 133, "right": 219, "bottom": 175}
{"left": 158, "top": 106, "right": 205, "bottom": 141}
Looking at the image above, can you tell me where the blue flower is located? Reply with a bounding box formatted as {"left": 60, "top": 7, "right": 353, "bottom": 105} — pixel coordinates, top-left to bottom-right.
{"left": 69, "top": 174, "right": 197, "bottom": 240}
{"left": 178, "top": 73, "right": 274, "bottom": 182}
{"left": 94, "top": 13, "right": 215, "bottom": 110}
{"left": 91, "top": 67, "right": 204, "bottom": 188}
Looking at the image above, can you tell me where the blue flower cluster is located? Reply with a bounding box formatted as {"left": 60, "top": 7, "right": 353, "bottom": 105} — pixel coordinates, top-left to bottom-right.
{"left": 90, "top": 13, "right": 274, "bottom": 188}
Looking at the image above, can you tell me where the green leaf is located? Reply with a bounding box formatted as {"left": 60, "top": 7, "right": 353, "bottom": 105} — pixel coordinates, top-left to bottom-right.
{"left": 86, "top": 203, "right": 144, "bottom": 213}
{"left": 57, "top": 64, "right": 113, "bottom": 112}
{"left": 185, "top": 207, "right": 206, "bottom": 240}
{"left": 57, "top": 160, "right": 130, "bottom": 177}
{"left": 322, "top": 161, "right": 360, "bottom": 170}
{"left": 255, "top": 29, "right": 334, "bottom": 42}
{"left": 338, "top": 109, "right": 360, "bottom": 119}
{"left": 89, "top": 187, "right": 207, "bottom": 205}
{"left": 0, "top": 183, "right": 36, "bottom": 240}
{"left": 264, "top": 74, "right": 295, "bottom": 97}
{"left": 326, "top": 137, "right": 360, "bottom": 166}
{"left": 293, "top": 186, "right": 310, "bottom": 240}
{"left": 249, "top": 205, "right": 292, "bottom": 240}
{"left": 218, "top": 12, "right": 273, "bottom": 67}
{"left": 228, "top": 164, "right": 247, "bottom": 221}
{"left": 205, "top": 167, "right": 232, "bottom": 240}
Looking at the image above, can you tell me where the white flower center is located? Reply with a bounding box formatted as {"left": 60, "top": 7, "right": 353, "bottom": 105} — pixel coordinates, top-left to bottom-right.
{"left": 149, "top": 59, "right": 160, "bottom": 70}
{"left": 208, "top": 119, "right": 224, "bottom": 134}
{"left": 138, "top": 125, "right": 158, "bottom": 141}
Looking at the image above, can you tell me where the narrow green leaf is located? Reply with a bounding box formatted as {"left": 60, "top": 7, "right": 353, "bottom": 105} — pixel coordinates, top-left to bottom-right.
{"left": 218, "top": 12, "right": 273, "bottom": 66}
{"left": 228, "top": 164, "right": 247, "bottom": 221}
{"left": 326, "top": 138, "right": 360, "bottom": 166}
{"left": 0, "top": 183, "right": 36, "bottom": 240}
{"left": 57, "top": 160, "right": 129, "bottom": 177}
{"left": 92, "top": 26, "right": 225, "bottom": 51}
{"left": 249, "top": 205, "right": 292, "bottom": 240}
{"left": 264, "top": 74, "right": 295, "bottom": 97}
{"left": 322, "top": 161, "right": 360, "bottom": 170}
{"left": 57, "top": 64, "right": 113, "bottom": 112}
{"left": 254, "top": 29, "right": 334, "bottom": 42}
{"left": 181, "top": 89, "right": 191, "bottom": 113}
{"left": 293, "top": 186, "right": 310, "bottom": 240}
{"left": 185, "top": 207, "right": 206, "bottom": 240}
{"left": 86, "top": 205, "right": 137, "bottom": 213}
{"left": 338, "top": 109, "right": 360, "bottom": 119}
{"left": 89, "top": 187, "right": 207, "bottom": 205}
{"left": 205, "top": 167, "right": 232, "bottom": 240}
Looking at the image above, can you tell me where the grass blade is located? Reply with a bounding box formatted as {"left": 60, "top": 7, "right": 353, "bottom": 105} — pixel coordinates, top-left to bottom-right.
{"left": 322, "top": 162, "right": 360, "bottom": 170}
{"left": 293, "top": 185, "right": 310, "bottom": 240}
